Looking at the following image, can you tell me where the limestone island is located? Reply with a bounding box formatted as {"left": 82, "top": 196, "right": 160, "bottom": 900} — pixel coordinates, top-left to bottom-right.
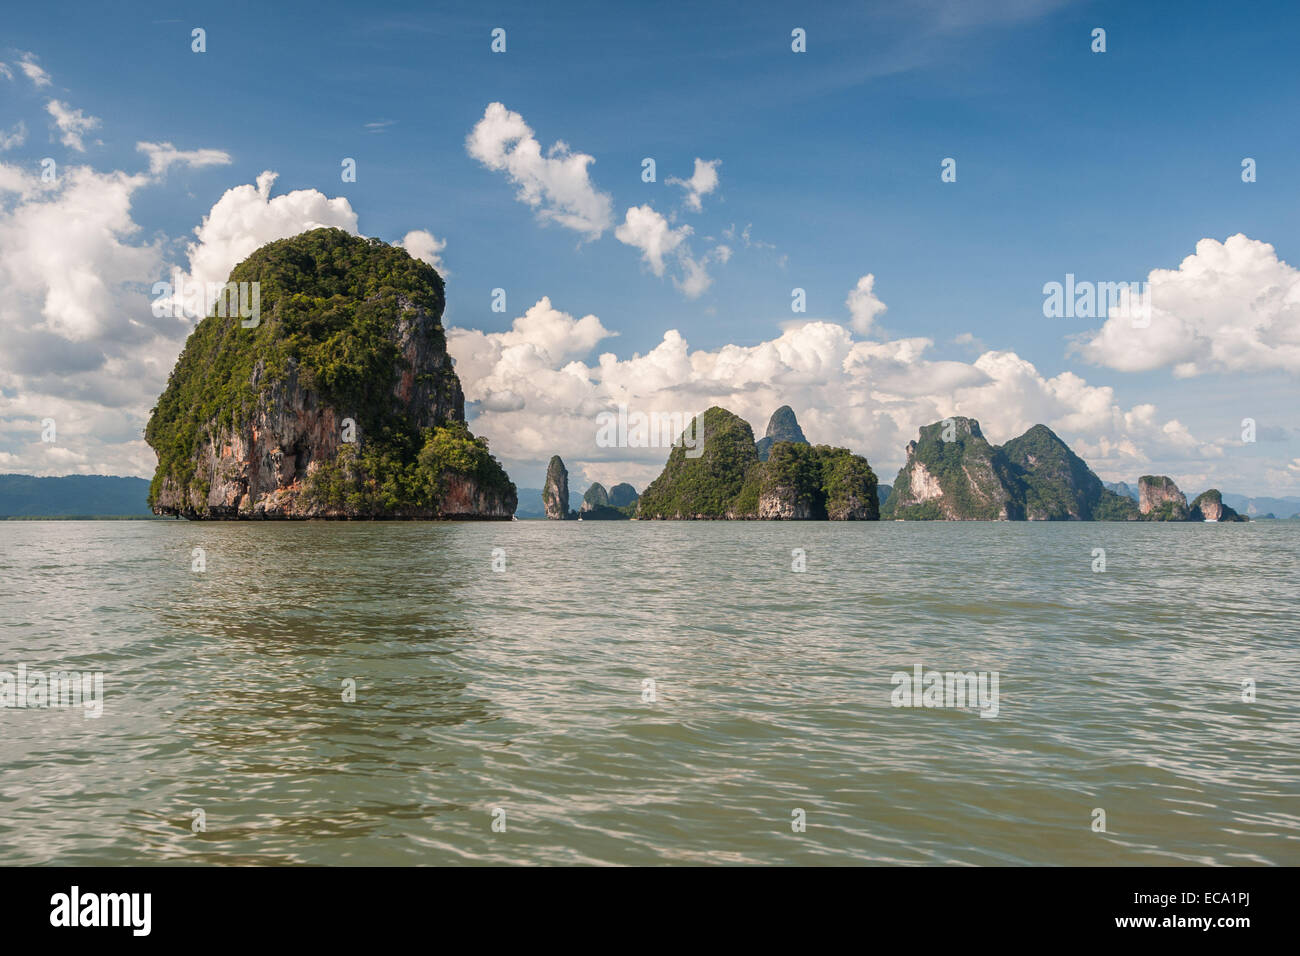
{"left": 146, "top": 228, "right": 516, "bottom": 519}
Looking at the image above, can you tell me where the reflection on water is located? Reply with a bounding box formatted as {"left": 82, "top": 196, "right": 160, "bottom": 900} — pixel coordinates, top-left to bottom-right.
{"left": 1, "top": 520, "right": 1297, "bottom": 865}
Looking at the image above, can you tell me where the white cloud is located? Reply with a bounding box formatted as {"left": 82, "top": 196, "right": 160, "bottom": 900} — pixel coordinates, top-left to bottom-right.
{"left": 136, "top": 142, "right": 233, "bottom": 175}
{"left": 46, "top": 100, "right": 100, "bottom": 152}
{"left": 615, "top": 204, "right": 731, "bottom": 299}
{"left": 845, "top": 273, "right": 888, "bottom": 335}
{"left": 0, "top": 159, "right": 182, "bottom": 477}
{"left": 0, "top": 162, "right": 155, "bottom": 341}
{"left": 615, "top": 204, "right": 691, "bottom": 276}
{"left": 675, "top": 254, "right": 713, "bottom": 299}
{"left": 1076, "top": 234, "right": 1300, "bottom": 377}
{"left": 19, "top": 53, "right": 51, "bottom": 88}
{"left": 0, "top": 121, "right": 26, "bottom": 151}
{"left": 667, "top": 158, "right": 720, "bottom": 212}
{"left": 398, "top": 229, "right": 448, "bottom": 275}
{"left": 466, "top": 102, "right": 613, "bottom": 239}
{"left": 0, "top": 63, "right": 13, "bottom": 82}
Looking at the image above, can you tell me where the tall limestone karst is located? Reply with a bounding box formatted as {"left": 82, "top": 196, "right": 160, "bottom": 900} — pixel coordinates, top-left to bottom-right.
{"left": 146, "top": 228, "right": 515, "bottom": 519}
{"left": 542, "top": 455, "right": 575, "bottom": 519}
{"left": 755, "top": 405, "right": 809, "bottom": 461}
{"left": 1138, "top": 475, "right": 1189, "bottom": 520}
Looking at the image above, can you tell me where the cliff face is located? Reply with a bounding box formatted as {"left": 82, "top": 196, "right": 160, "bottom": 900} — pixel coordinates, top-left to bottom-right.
{"left": 755, "top": 405, "right": 809, "bottom": 461}
{"left": 757, "top": 446, "right": 820, "bottom": 519}
{"left": 1189, "top": 488, "right": 1247, "bottom": 522}
{"left": 882, "top": 418, "right": 1022, "bottom": 520}
{"left": 543, "top": 456, "right": 573, "bottom": 519}
{"left": 1139, "top": 475, "right": 1189, "bottom": 520}
{"left": 146, "top": 228, "right": 515, "bottom": 519}
{"left": 637, "top": 407, "right": 878, "bottom": 520}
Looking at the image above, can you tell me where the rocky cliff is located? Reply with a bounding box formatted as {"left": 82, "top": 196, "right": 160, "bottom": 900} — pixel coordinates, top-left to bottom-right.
{"left": 146, "top": 228, "right": 515, "bottom": 519}
{"left": 1138, "top": 475, "right": 1189, "bottom": 520}
{"left": 755, "top": 405, "right": 809, "bottom": 461}
{"left": 881, "top": 418, "right": 1023, "bottom": 520}
{"left": 543, "top": 456, "right": 574, "bottom": 519}
{"left": 1189, "top": 488, "right": 1247, "bottom": 522}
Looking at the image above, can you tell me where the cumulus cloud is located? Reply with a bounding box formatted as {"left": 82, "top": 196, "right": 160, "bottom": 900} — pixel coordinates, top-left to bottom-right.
{"left": 1075, "top": 234, "right": 1300, "bottom": 377}
{"left": 846, "top": 273, "right": 888, "bottom": 335}
{"left": 466, "top": 102, "right": 614, "bottom": 238}
{"left": 615, "top": 204, "right": 691, "bottom": 276}
{"left": 0, "top": 162, "right": 155, "bottom": 341}
{"left": 447, "top": 279, "right": 1233, "bottom": 491}
{"left": 136, "top": 142, "right": 233, "bottom": 175}
{"left": 667, "top": 158, "right": 720, "bottom": 212}
{"left": 46, "top": 100, "right": 100, "bottom": 151}
{"left": 398, "top": 229, "right": 449, "bottom": 275}
{"left": 0, "top": 160, "right": 181, "bottom": 476}
{"left": 163, "top": 171, "right": 359, "bottom": 319}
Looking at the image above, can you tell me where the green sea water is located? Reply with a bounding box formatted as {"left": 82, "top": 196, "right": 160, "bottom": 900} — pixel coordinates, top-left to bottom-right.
{"left": 1, "top": 520, "right": 1296, "bottom": 865}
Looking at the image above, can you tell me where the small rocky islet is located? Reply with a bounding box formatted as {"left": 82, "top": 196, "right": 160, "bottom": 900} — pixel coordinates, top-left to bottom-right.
{"left": 147, "top": 229, "right": 1243, "bottom": 524}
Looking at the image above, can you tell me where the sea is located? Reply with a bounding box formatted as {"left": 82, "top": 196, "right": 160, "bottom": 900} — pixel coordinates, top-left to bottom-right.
{"left": 1, "top": 519, "right": 1296, "bottom": 865}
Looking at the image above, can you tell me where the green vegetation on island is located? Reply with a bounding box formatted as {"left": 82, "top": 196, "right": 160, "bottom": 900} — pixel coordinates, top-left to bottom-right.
{"left": 145, "top": 228, "right": 514, "bottom": 518}
{"left": 637, "top": 406, "right": 878, "bottom": 519}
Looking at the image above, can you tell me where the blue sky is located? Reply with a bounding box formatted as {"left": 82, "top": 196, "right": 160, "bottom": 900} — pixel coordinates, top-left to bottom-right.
{"left": 1, "top": 0, "right": 1298, "bottom": 494}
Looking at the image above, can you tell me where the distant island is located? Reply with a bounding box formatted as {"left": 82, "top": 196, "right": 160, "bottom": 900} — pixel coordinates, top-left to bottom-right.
{"left": 634, "top": 406, "right": 880, "bottom": 520}
{"left": 606, "top": 407, "right": 1253, "bottom": 522}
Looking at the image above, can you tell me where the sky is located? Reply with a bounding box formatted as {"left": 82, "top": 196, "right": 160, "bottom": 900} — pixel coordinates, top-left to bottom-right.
{"left": 1, "top": 0, "right": 1298, "bottom": 496}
